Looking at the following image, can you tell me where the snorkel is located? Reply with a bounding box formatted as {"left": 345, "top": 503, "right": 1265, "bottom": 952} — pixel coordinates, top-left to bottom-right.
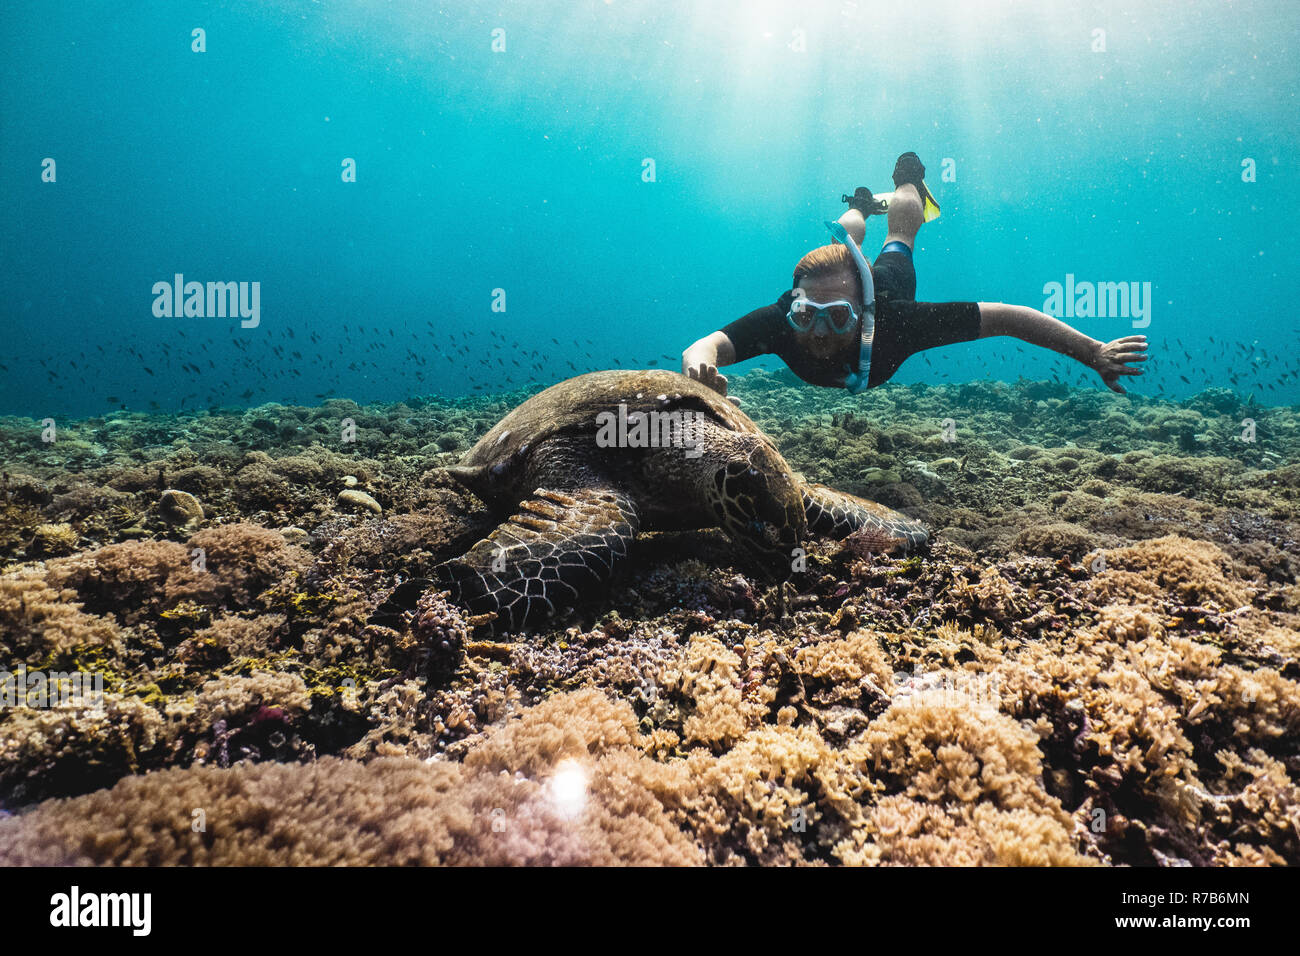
{"left": 823, "top": 220, "right": 876, "bottom": 394}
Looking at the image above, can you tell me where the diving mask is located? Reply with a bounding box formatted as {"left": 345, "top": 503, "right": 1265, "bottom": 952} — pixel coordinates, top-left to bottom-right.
{"left": 786, "top": 295, "right": 859, "bottom": 335}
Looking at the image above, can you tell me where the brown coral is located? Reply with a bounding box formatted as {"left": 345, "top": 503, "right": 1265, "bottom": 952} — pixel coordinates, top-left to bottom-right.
{"left": 1100, "top": 535, "right": 1253, "bottom": 607}
{"left": 46, "top": 538, "right": 192, "bottom": 623}
{"left": 0, "top": 690, "right": 701, "bottom": 867}
{"left": 0, "top": 568, "right": 124, "bottom": 665}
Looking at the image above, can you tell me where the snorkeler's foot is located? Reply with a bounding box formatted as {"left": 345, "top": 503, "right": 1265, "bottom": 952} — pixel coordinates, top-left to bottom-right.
{"left": 892, "top": 151, "right": 941, "bottom": 222}
{"left": 841, "top": 186, "right": 888, "bottom": 218}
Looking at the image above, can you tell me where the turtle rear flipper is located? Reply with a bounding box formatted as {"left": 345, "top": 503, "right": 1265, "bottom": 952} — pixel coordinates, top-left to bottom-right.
{"left": 801, "top": 482, "right": 928, "bottom": 553}
{"left": 370, "top": 576, "right": 438, "bottom": 628}
{"left": 435, "top": 486, "right": 640, "bottom": 634}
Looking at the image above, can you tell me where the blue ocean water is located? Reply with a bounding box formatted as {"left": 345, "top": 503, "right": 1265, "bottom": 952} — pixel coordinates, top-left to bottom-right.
{"left": 2, "top": 0, "right": 1297, "bottom": 417}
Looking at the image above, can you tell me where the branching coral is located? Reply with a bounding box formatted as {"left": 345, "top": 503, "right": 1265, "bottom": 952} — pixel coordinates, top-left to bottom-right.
{"left": 665, "top": 637, "right": 748, "bottom": 748}
{"left": 1101, "top": 535, "right": 1253, "bottom": 607}
{"left": 46, "top": 539, "right": 192, "bottom": 623}
{"left": 0, "top": 690, "right": 701, "bottom": 866}
{"left": 0, "top": 568, "right": 124, "bottom": 666}
{"left": 0, "top": 695, "right": 170, "bottom": 807}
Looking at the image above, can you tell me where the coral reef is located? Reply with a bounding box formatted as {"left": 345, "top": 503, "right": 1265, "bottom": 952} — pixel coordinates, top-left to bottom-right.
{"left": 0, "top": 690, "right": 700, "bottom": 866}
{"left": 0, "top": 372, "right": 1297, "bottom": 866}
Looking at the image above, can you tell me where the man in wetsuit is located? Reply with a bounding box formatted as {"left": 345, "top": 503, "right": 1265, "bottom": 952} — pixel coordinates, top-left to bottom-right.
{"left": 681, "top": 152, "right": 1147, "bottom": 397}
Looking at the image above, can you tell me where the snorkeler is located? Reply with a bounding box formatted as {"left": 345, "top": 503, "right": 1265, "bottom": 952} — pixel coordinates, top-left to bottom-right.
{"left": 681, "top": 152, "right": 1147, "bottom": 397}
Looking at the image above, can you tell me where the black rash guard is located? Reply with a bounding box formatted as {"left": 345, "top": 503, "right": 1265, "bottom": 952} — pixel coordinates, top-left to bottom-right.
{"left": 720, "top": 289, "right": 983, "bottom": 389}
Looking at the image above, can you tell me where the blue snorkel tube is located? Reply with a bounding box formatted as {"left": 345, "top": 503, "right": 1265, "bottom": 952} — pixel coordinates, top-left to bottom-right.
{"left": 824, "top": 220, "right": 875, "bottom": 394}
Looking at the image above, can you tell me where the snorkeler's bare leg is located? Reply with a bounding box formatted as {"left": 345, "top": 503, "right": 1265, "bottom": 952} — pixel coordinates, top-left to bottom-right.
{"left": 883, "top": 183, "right": 923, "bottom": 250}
{"left": 836, "top": 208, "right": 867, "bottom": 247}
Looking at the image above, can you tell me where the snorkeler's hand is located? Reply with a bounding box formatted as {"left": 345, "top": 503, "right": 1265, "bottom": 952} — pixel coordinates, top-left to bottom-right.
{"left": 1093, "top": 335, "right": 1148, "bottom": 394}
{"left": 686, "top": 363, "right": 728, "bottom": 397}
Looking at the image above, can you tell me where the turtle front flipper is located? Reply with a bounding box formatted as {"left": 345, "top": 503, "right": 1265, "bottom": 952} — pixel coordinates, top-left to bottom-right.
{"left": 801, "top": 482, "right": 929, "bottom": 553}
{"left": 435, "top": 487, "right": 640, "bottom": 634}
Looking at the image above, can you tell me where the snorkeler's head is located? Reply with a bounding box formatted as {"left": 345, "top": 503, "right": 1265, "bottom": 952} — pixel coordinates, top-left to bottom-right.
{"left": 793, "top": 243, "right": 865, "bottom": 313}
{"left": 791, "top": 244, "right": 865, "bottom": 359}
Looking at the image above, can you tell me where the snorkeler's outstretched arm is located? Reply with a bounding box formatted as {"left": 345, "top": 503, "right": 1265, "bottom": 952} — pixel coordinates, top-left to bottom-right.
{"left": 977, "top": 302, "right": 1148, "bottom": 394}
{"left": 682, "top": 331, "right": 736, "bottom": 396}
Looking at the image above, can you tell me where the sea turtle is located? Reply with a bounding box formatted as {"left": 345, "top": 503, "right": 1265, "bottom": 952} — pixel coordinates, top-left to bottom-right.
{"left": 376, "top": 370, "right": 927, "bottom": 633}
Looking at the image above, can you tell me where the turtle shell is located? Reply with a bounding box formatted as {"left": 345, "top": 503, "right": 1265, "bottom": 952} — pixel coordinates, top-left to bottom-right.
{"left": 458, "top": 370, "right": 763, "bottom": 468}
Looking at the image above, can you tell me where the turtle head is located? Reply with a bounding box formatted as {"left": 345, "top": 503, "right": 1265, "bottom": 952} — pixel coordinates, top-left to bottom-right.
{"left": 444, "top": 458, "right": 522, "bottom": 508}
{"left": 711, "top": 438, "right": 807, "bottom": 577}
{"left": 444, "top": 426, "right": 541, "bottom": 508}
{"left": 444, "top": 463, "right": 488, "bottom": 491}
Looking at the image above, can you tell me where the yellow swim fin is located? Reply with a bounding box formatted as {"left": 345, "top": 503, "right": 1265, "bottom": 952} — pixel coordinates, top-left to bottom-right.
{"left": 892, "top": 151, "right": 941, "bottom": 222}
{"left": 864, "top": 188, "right": 941, "bottom": 223}
{"left": 919, "top": 181, "right": 941, "bottom": 222}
